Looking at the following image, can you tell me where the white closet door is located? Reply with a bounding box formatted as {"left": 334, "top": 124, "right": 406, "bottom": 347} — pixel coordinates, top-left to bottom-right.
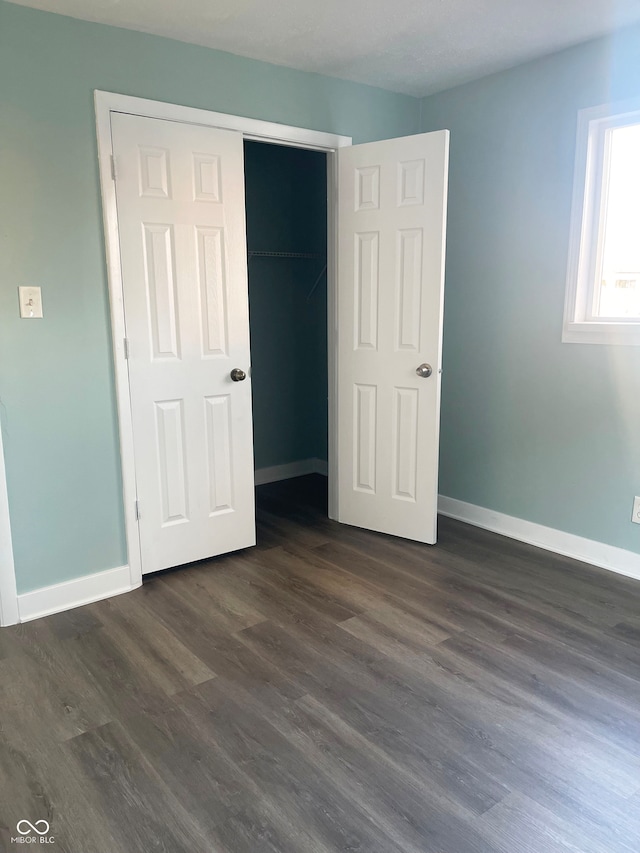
{"left": 111, "top": 112, "right": 255, "bottom": 574}
{"left": 337, "top": 131, "right": 449, "bottom": 544}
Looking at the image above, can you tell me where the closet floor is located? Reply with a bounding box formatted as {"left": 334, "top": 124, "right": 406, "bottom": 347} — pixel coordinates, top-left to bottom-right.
{"left": 1, "top": 474, "right": 640, "bottom": 852}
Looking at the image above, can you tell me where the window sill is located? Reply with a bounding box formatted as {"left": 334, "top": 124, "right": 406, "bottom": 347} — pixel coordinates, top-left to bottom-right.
{"left": 562, "top": 321, "right": 640, "bottom": 346}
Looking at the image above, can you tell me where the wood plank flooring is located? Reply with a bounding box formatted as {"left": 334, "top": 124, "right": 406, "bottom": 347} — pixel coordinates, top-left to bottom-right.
{"left": 1, "top": 474, "right": 640, "bottom": 852}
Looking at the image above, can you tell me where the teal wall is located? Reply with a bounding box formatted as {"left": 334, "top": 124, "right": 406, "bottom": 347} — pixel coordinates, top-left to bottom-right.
{"left": 0, "top": 1, "right": 419, "bottom": 594}
{"left": 420, "top": 25, "right": 640, "bottom": 554}
{"left": 244, "top": 142, "right": 328, "bottom": 469}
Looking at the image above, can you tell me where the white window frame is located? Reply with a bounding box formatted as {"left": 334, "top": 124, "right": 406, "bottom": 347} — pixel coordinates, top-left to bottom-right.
{"left": 563, "top": 98, "right": 640, "bottom": 345}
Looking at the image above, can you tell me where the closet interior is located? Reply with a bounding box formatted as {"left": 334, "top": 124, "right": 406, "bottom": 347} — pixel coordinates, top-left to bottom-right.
{"left": 243, "top": 140, "right": 328, "bottom": 486}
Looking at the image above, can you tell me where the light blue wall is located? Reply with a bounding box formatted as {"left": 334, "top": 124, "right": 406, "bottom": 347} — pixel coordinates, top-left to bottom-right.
{"left": 421, "top": 25, "right": 640, "bottom": 554}
{"left": 0, "top": 1, "right": 419, "bottom": 594}
{"left": 244, "top": 142, "right": 328, "bottom": 469}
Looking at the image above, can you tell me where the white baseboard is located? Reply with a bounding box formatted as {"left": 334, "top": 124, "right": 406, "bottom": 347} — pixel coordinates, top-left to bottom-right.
{"left": 438, "top": 495, "right": 640, "bottom": 582}
{"left": 255, "top": 457, "right": 328, "bottom": 486}
{"left": 17, "top": 564, "right": 138, "bottom": 623}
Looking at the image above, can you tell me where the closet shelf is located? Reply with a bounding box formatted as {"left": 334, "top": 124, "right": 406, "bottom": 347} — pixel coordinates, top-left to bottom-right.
{"left": 248, "top": 250, "right": 324, "bottom": 259}
{"left": 247, "top": 250, "right": 327, "bottom": 302}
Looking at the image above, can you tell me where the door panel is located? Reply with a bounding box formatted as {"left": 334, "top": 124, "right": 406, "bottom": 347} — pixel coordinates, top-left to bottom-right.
{"left": 337, "top": 131, "right": 449, "bottom": 544}
{"left": 111, "top": 112, "right": 255, "bottom": 574}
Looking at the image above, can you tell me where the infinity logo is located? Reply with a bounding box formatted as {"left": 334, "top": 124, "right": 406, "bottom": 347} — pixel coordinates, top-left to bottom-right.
{"left": 16, "top": 820, "right": 50, "bottom": 836}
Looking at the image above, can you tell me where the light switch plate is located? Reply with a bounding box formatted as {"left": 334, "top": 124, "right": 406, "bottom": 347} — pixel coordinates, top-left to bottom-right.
{"left": 632, "top": 496, "right": 640, "bottom": 525}
{"left": 18, "top": 286, "right": 43, "bottom": 319}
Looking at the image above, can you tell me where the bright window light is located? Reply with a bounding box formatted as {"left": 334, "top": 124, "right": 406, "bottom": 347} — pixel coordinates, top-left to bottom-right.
{"left": 596, "top": 123, "right": 640, "bottom": 319}
{"left": 563, "top": 102, "right": 640, "bottom": 345}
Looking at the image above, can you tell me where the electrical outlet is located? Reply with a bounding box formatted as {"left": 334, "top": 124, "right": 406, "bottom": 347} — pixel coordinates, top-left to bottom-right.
{"left": 632, "top": 496, "right": 640, "bottom": 525}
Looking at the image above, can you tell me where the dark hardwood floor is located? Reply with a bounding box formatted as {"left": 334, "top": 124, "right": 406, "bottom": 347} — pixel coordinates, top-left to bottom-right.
{"left": 1, "top": 474, "right": 640, "bottom": 852}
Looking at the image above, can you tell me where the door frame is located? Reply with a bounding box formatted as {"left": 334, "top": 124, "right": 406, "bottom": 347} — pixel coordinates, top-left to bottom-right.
{"left": 0, "top": 423, "right": 19, "bottom": 626}
{"left": 95, "top": 90, "right": 351, "bottom": 586}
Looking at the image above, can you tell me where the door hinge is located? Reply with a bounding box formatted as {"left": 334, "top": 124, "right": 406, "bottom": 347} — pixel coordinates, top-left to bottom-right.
{"left": 134, "top": 500, "right": 140, "bottom": 521}
{"left": 123, "top": 337, "right": 130, "bottom": 359}
{"left": 110, "top": 154, "right": 117, "bottom": 181}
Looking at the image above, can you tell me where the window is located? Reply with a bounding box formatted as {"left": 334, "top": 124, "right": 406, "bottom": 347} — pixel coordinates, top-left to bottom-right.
{"left": 563, "top": 100, "right": 640, "bottom": 345}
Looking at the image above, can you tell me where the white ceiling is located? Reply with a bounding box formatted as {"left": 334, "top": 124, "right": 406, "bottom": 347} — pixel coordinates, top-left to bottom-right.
{"left": 7, "top": 0, "right": 640, "bottom": 96}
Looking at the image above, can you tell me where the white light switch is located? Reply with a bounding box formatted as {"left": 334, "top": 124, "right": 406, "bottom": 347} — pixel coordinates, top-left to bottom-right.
{"left": 18, "top": 286, "right": 43, "bottom": 319}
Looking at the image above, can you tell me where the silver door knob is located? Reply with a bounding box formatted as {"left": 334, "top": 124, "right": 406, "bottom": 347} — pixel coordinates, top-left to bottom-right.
{"left": 230, "top": 368, "right": 247, "bottom": 382}
{"left": 416, "top": 363, "right": 432, "bottom": 378}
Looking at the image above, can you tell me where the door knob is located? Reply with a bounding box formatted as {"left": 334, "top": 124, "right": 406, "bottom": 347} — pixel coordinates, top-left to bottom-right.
{"left": 230, "top": 368, "right": 247, "bottom": 382}
{"left": 416, "top": 363, "right": 432, "bottom": 378}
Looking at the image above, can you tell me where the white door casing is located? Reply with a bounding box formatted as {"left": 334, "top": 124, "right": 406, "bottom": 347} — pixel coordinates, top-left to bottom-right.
{"left": 337, "top": 131, "right": 449, "bottom": 543}
{"left": 0, "top": 423, "right": 19, "bottom": 626}
{"left": 111, "top": 112, "right": 256, "bottom": 574}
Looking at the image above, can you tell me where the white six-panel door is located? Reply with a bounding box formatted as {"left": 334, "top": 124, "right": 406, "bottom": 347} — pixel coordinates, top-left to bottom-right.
{"left": 337, "top": 131, "right": 449, "bottom": 543}
{"left": 111, "top": 112, "right": 255, "bottom": 574}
